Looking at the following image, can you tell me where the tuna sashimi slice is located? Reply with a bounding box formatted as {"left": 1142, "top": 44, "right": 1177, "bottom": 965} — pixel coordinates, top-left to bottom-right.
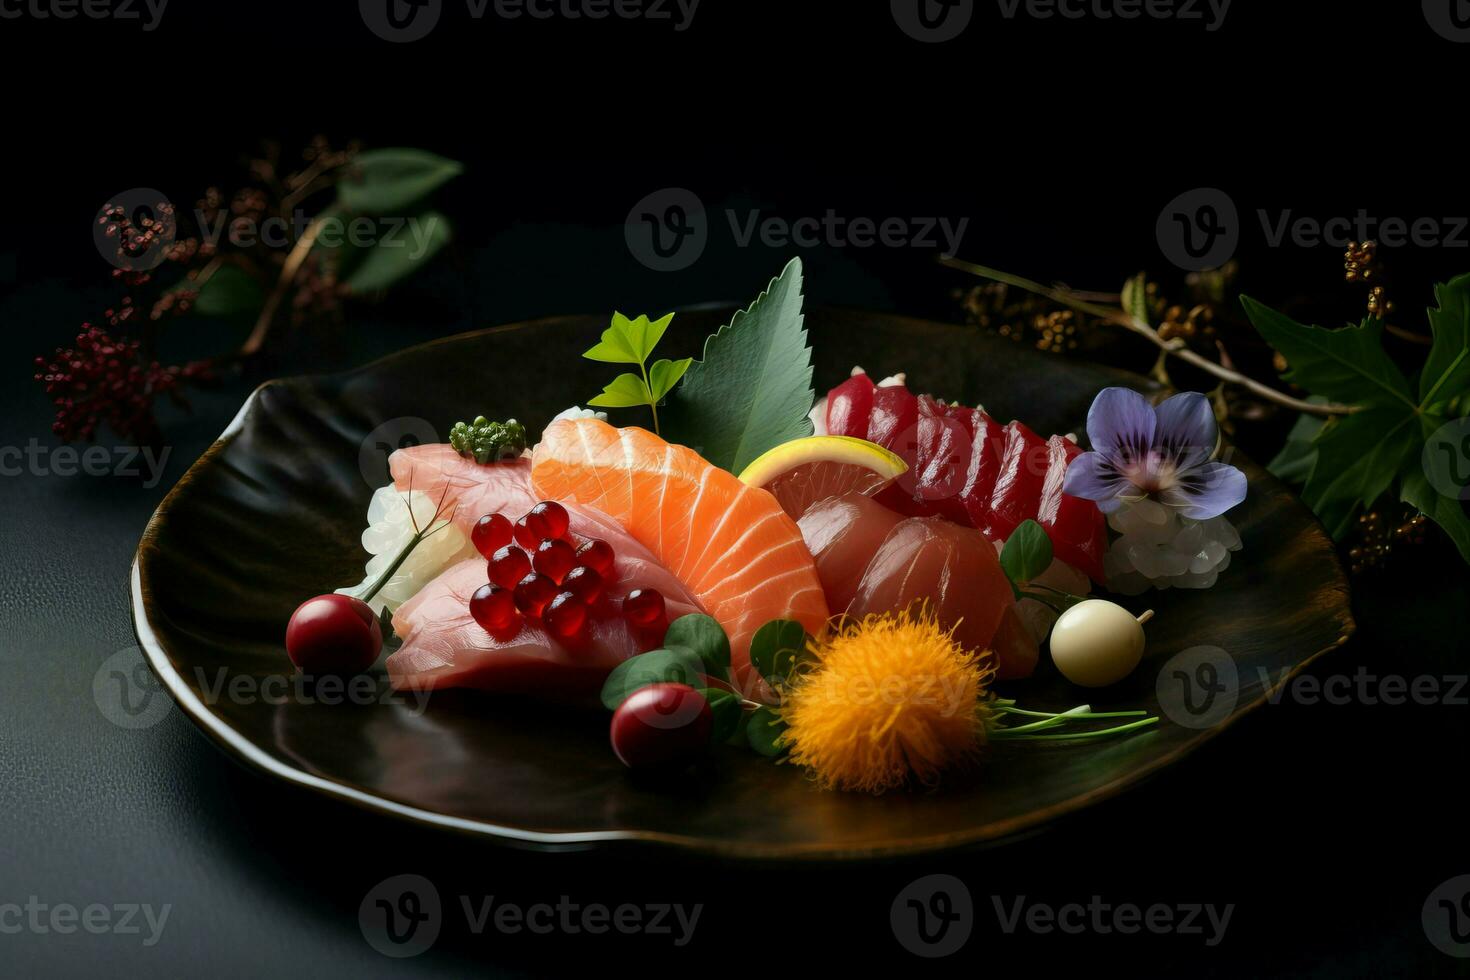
{"left": 1038, "top": 435, "right": 1108, "bottom": 583}
{"left": 825, "top": 372, "right": 876, "bottom": 438}
{"left": 797, "top": 492, "right": 906, "bottom": 614}
{"left": 846, "top": 516, "right": 1035, "bottom": 679}
{"left": 986, "top": 421, "right": 1049, "bottom": 541}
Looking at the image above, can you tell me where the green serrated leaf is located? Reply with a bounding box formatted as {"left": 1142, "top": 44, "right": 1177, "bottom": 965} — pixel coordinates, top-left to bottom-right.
{"left": 648, "top": 357, "right": 694, "bottom": 402}
{"left": 999, "top": 519, "right": 1053, "bottom": 585}
{"left": 342, "top": 211, "right": 451, "bottom": 293}
{"left": 599, "top": 648, "right": 706, "bottom": 711}
{"left": 748, "top": 619, "right": 810, "bottom": 688}
{"left": 587, "top": 373, "right": 653, "bottom": 409}
{"left": 583, "top": 313, "right": 644, "bottom": 364}
{"left": 336, "top": 149, "right": 463, "bottom": 215}
{"left": 746, "top": 705, "right": 788, "bottom": 757}
{"left": 1419, "top": 274, "right": 1470, "bottom": 411}
{"left": 1402, "top": 469, "right": 1470, "bottom": 564}
{"left": 1267, "top": 398, "right": 1329, "bottom": 485}
{"left": 661, "top": 258, "right": 815, "bottom": 472}
{"left": 665, "top": 614, "right": 730, "bottom": 677}
{"left": 1301, "top": 406, "right": 1420, "bottom": 540}
{"left": 699, "top": 688, "right": 742, "bottom": 744}
{"left": 1239, "top": 297, "right": 1415, "bottom": 410}
{"left": 1121, "top": 273, "right": 1150, "bottom": 325}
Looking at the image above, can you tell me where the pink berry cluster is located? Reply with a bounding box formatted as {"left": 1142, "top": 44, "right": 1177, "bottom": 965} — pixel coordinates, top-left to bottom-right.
{"left": 468, "top": 500, "right": 668, "bottom": 647}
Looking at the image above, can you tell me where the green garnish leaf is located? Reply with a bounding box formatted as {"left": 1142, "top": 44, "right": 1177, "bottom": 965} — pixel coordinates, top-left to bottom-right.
{"left": 648, "top": 357, "right": 694, "bottom": 402}
{"left": 699, "top": 688, "right": 742, "bottom": 744}
{"left": 1121, "top": 272, "right": 1150, "bottom": 325}
{"left": 1267, "top": 397, "right": 1328, "bottom": 484}
{"left": 661, "top": 258, "right": 815, "bottom": 473}
{"left": 665, "top": 614, "right": 731, "bottom": 677}
{"left": 999, "top": 519, "right": 1053, "bottom": 587}
{"left": 342, "top": 210, "right": 452, "bottom": 293}
{"left": 587, "top": 373, "right": 654, "bottom": 410}
{"left": 749, "top": 619, "right": 810, "bottom": 689}
{"left": 746, "top": 705, "right": 789, "bottom": 758}
{"left": 448, "top": 416, "right": 526, "bottom": 464}
{"left": 599, "top": 648, "right": 706, "bottom": 711}
{"left": 1402, "top": 470, "right": 1470, "bottom": 565}
{"left": 583, "top": 312, "right": 675, "bottom": 365}
{"left": 1301, "top": 407, "right": 1419, "bottom": 540}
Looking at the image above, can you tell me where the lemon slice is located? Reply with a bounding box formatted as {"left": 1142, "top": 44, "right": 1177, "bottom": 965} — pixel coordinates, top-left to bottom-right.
{"left": 739, "top": 436, "right": 908, "bottom": 519}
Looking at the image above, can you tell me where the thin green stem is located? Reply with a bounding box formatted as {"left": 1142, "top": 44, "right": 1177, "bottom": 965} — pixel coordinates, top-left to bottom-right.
{"left": 991, "top": 716, "right": 1160, "bottom": 741}
{"left": 639, "top": 361, "right": 660, "bottom": 435}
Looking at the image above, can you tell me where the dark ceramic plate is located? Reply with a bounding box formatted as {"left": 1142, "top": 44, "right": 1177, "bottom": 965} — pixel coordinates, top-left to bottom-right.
{"left": 131, "top": 309, "right": 1355, "bottom": 859}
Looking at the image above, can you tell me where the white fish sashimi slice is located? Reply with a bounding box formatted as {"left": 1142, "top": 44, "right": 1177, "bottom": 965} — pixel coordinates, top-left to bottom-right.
{"left": 389, "top": 444, "right": 538, "bottom": 536}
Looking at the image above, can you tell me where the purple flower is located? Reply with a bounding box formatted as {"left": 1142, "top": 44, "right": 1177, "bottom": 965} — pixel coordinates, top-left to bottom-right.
{"left": 1063, "top": 387, "right": 1246, "bottom": 520}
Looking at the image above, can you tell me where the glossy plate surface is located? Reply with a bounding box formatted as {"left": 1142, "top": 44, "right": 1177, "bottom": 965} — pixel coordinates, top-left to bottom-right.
{"left": 132, "top": 309, "right": 1354, "bottom": 859}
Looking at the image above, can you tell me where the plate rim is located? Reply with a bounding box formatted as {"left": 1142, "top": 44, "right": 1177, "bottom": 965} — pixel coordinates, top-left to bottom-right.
{"left": 130, "top": 313, "right": 1358, "bottom": 860}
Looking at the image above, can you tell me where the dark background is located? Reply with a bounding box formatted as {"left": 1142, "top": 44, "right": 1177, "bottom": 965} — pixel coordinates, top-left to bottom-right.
{"left": 2, "top": 1, "right": 1467, "bottom": 976}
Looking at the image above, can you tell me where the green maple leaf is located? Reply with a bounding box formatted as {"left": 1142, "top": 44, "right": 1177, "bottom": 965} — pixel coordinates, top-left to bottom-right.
{"left": 1402, "top": 470, "right": 1470, "bottom": 564}
{"left": 1419, "top": 273, "right": 1470, "bottom": 414}
{"left": 1300, "top": 407, "right": 1419, "bottom": 540}
{"left": 1240, "top": 298, "right": 1415, "bottom": 410}
{"left": 661, "top": 258, "right": 815, "bottom": 473}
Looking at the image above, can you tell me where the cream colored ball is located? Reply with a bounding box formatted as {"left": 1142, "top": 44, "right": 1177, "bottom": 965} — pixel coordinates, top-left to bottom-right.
{"left": 1049, "top": 599, "right": 1147, "bottom": 688}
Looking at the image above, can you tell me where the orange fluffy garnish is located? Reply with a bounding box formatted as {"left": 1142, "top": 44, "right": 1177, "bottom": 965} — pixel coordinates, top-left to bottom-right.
{"left": 781, "top": 608, "right": 994, "bottom": 794}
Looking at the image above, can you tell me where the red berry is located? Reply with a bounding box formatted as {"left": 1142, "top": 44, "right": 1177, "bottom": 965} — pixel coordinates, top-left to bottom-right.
{"left": 623, "top": 588, "right": 667, "bottom": 629}
{"left": 525, "top": 500, "right": 570, "bottom": 542}
{"left": 488, "top": 545, "right": 532, "bottom": 589}
{"left": 609, "top": 683, "right": 713, "bottom": 770}
{"left": 285, "top": 594, "right": 383, "bottom": 676}
{"left": 543, "top": 591, "right": 588, "bottom": 641}
{"left": 575, "top": 538, "right": 616, "bottom": 577}
{"left": 533, "top": 538, "right": 577, "bottom": 584}
{"left": 562, "top": 565, "right": 604, "bottom": 605}
{"left": 513, "top": 515, "right": 539, "bottom": 550}
{"left": 469, "top": 583, "right": 521, "bottom": 639}
{"left": 513, "top": 572, "right": 559, "bottom": 618}
{"left": 471, "top": 513, "right": 514, "bottom": 559}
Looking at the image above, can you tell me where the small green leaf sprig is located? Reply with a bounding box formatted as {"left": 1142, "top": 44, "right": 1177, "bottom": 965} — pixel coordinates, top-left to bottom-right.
{"left": 583, "top": 312, "right": 693, "bottom": 436}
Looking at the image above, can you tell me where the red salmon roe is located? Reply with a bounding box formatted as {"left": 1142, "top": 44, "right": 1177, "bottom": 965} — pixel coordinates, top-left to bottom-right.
{"left": 575, "top": 538, "right": 615, "bottom": 578}
{"left": 623, "top": 588, "right": 667, "bottom": 630}
{"left": 543, "top": 591, "right": 588, "bottom": 641}
{"left": 525, "top": 500, "right": 570, "bottom": 542}
{"left": 533, "top": 538, "right": 577, "bottom": 584}
{"left": 513, "top": 515, "right": 539, "bottom": 550}
{"left": 471, "top": 513, "right": 514, "bottom": 559}
{"left": 562, "top": 565, "right": 604, "bottom": 605}
{"left": 488, "top": 545, "right": 532, "bottom": 589}
{"left": 469, "top": 583, "right": 521, "bottom": 639}
{"left": 514, "top": 572, "right": 559, "bottom": 618}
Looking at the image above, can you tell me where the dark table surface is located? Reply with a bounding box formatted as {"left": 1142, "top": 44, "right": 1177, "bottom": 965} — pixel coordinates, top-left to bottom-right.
{"left": 4, "top": 3, "right": 1469, "bottom": 975}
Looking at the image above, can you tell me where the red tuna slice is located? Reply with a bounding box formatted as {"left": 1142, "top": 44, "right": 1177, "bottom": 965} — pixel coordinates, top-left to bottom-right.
{"left": 796, "top": 491, "right": 906, "bottom": 613}
{"left": 956, "top": 408, "right": 1008, "bottom": 536}
{"left": 847, "top": 516, "right": 1033, "bottom": 678}
{"left": 986, "top": 421, "right": 1050, "bottom": 541}
{"left": 878, "top": 396, "right": 972, "bottom": 523}
{"left": 866, "top": 382, "right": 919, "bottom": 449}
{"left": 1037, "top": 434, "right": 1108, "bottom": 584}
{"left": 825, "top": 372, "right": 876, "bottom": 438}
{"left": 388, "top": 553, "right": 703, "bottom": 699}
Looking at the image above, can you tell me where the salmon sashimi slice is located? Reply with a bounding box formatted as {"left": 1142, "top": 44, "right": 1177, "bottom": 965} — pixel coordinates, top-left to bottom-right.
{"left": 388, "top": 558, "right": 702, "bottom": 699}
{"left": 797, "top": 492, "right": 905, "bottom": 614}
{"left": 844, "top": 515, "right": 1037, "bottom": 680}
{"left": 531, "top": 419, "right": 830, "bottom": 682}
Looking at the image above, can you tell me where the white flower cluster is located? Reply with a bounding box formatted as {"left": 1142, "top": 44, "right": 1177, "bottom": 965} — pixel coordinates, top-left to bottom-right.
{"left": 336, "top": 487, "right": 478, "bottom": 614}
{"left": 1102, "top": 497, "right": 1242, "bottom": 594}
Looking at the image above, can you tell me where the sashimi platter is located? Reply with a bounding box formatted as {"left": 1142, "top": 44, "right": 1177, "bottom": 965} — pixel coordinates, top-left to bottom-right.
{"left": 133, "top": 259, "right": 1355, "bottom": 855}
